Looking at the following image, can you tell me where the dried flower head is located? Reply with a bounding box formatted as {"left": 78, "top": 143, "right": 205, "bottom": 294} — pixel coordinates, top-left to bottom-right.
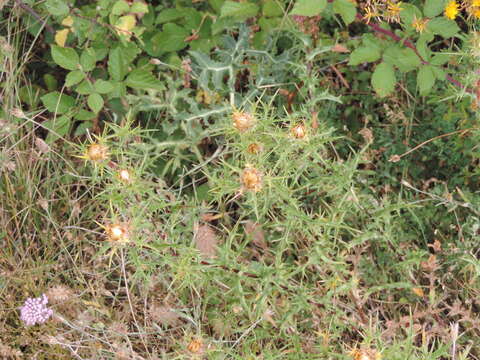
{"left": 470, "top": 32, "right": 480, "bottom": 58}
{"left": 232, "top": 110, "right": 256, "bottom": 132}
{"left": 187, "top": 338, "right": 204, "bottom": 354}
{"left": 46, "top": 285, "right": 73, "bottom": 304}
{"left": 290, "top": 123, "right": 307, "bottom": 139}
{"left": 85, "top": 143, "right": 109, "bottom": 162}
{"left": 149, "top": 304, "right": 181, "bottom": 326}
{"left": 20, "top": 294, "right": 53, "bottom": 326}
{"left": 10, "top": 108, "right": 26, "bottom": 119}
{"left": 105, "top": 223, "right": 130, "bottom": 243}
{"left": 247, "top": 143, "right": 263, "bottom": 154}
{"left": 444, "top": 0, "right": 459, "bottom": 19}
{"left": 350, "top": 348, "right": 382, "bottom": 360}
{"left": 118, "top": 169, "right": 132, "bottom": 184}
{"left": 241, "top": 166, "right": 263, "bottom": 192}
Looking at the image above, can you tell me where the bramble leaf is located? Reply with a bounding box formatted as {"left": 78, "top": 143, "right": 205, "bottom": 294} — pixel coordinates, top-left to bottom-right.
{"left": 372, "top": 62, "right": 396, "bottom": 97}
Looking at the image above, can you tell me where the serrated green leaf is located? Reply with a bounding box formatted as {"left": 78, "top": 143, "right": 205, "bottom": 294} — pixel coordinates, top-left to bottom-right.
{"left": 427, "top": 17, "right": 459, "bottom": 38}
{"left": 45, "top": 0, "right": 69, "bottom": 16}
{"left": 348, "top": 46, "right": 381, "bottom": 65}
{"left": 400, "top": 4, "right": 422, "bottom": 27}
{"left": 263, "top": 0, "right": 283, "bottom": 17}
{"left": 51, "top": 45, "right": 79, "bottom": 70}
{"left": 43, "top": 115, "right": 71, "bottom": 144}
{"left": 155, "top": 8, "right": 185, "bottom": 24}
{"left": 430, "top": 53, "right": 449, "bottom": 66}
{"left": 111, "top": 0, "right": 130, "bottom": 15}
{"left": 417, "top": 65, "right": 436, "bottom": 95}
{"left": 151, "top": 23, "right": 190, "bottom": 53}
{"left": 41, "top": 91, "right": 75, "bottom": 114}
{"left": 75, "top": 109, "right": 96, "bottom": 121}
{"left": 94, "top": 79, "right": 115, "bottom": 94}
{"left": 290, "top": 0, "right": 326, "bottom": 16}
{"left": 80, "top": 48, "right": 96, "bottom": 72}
{"left": 432, "top": 66, "right": 446, "bottom": 80}
{"left": 209, "top": 0, "right": 224, "bottom": 13}
{"left": 125, "top": 68, "right": 163, "bottom": 90}
{"left": 333, "top": 0, "right": 356, "bottom": 25}
{"left": 372, "top": 62, "right": 396, "bottom": 97}
{"left": 416, "top": 32, "right": 433, "bottom": 59}
{"left": 220, "top": 1, "right": 260, "bottom": 19}
{"left": 76, "top": 80, "right": 96, "bottom": 95}
{"left": 108, "top": 47, "right": 127, "bottom": 81}
{"left": 383, "top": 46, "right": 421, "bottom": 72}
{"left": 130, "top": 2, "right": 148, "bottom": 13}
{"left": 87, "top": 93, "right": 104, "bottom": 113}
{"left": 65, "top": 70, "right": 85, "bottom": 87}
{"left": 424, "top": 0, "right": 447, "bottom": 18}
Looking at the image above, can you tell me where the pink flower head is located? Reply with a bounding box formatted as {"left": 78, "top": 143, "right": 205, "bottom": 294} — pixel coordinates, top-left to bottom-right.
{"left": 20, "top": 294, "right": 53, "bottom": 326}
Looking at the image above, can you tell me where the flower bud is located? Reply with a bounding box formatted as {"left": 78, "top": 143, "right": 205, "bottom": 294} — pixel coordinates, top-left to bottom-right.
{"left": 241, "top": 166, "right": 262, "bottom": 192}
{"left": 86, "top": 143, "right": 109, "bottom": 162}
{"left": 290, "top": 123, "right": 307, "bottom": 139}
{"left": 232, "top": 110, "right": 256, "bottom": 132}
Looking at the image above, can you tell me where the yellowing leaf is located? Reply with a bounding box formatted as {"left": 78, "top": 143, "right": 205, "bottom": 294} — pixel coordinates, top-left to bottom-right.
{"left": 61, "top": 15, "right": 74, "bottom": 27}
{"left": 116, "top": 15, "right": 136, "bottom": 39}
{"left": 55, "top": 28, "right": 70, "bottom": 47}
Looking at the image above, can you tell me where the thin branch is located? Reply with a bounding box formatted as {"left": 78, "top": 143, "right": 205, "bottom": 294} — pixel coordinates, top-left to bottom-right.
{"left": 390, "top": 128, "right": 474, "bottom": 161}
{"left": 14, "top": 0, "right": 55, "bottom": 34}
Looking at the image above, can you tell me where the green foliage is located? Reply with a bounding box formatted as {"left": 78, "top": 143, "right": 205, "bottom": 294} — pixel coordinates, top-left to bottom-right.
{"left": 3, "top": 0, "right": 480, "bottom": 358}
{"left": 290, "top": 0, "right": 327, "bottom": 16}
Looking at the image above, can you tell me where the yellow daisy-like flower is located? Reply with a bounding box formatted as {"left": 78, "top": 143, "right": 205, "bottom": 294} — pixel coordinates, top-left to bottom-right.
{"left": 411, "top": 16, "right": 429, "bottom": 33}
{"left": 363, "top": 5, "right": 380, "bottom": 24}
{"left": 444, "top": 0, "right": 459, "bottom": 20}
{"left": 385, "top": 1, "right": 403, "bottom": 23}
{"left": 467, "top": 0, "right": 480, "bottom": 18}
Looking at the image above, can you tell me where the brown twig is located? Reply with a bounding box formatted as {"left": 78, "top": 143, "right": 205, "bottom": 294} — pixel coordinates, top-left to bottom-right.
{"left": 389, "top": 128, "right": 475, "bottom": 162}
{"left": 330, "top": 64, "right": 350, "bottom": 89}
{"left": 14, "top": 0, "right": 55, "bottom": 34}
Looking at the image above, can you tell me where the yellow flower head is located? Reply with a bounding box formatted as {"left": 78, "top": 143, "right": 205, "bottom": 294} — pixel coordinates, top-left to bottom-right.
{"left": 412, "top": 16, "right": 429, "bottom": 33}
{"left": 468, "top": 0, "right": 480, "bottom": 18}
{"left": 385, "top": 1, "right": 403, "bottom": 23}
{"left": 444, "top": 0, "right": 459, "bottom": 20}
